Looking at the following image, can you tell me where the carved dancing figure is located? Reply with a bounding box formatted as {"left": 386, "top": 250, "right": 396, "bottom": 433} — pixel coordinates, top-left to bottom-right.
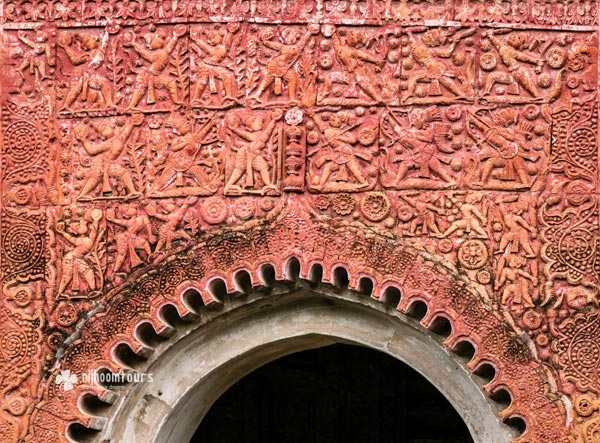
{"left": 309, "top": 111, "right": 371, "bottom": 191}
{"left": 318, "top": 29, "right": 385, "bottom": 103}
{"left": 55, "top": 212, "right": 102, "bottom": 295}
{"left": 225, "top": 109, "right": 282, "bottom": 194}
{"left": 251, "top": 25, "right": 319, "bottom": 104}
{"left": 16, "top": 29, "right": 54, "bottom": 84}
{"left": 496, "top": 255, "right": 537, "bottom": 308}
{"left": 123, "top": 25, "right": 187, "bottom": 110}
{"left": 442, "top": 193, "right": 488, "bottom": 238}
{"left": 149, "top": 114, "right": 219, "bottom": 196}
{"left": 58, "top": 30, "right": 114, "bottom": 111}
{"left": 391, "top": 107, "right": 456, "bottom": 187}
{"left": 190, "top": 23, "right": 241, "bottom": 106}
{"left": 107, "top": 205, "right": 155, "bottom": 272}
{"left": 403, "top": 28, "right": 474, "bottom": 101}
{"left": 481, "top": 31, "right": 544, "bottom": 98}
{"left": 75, "top": 113, "right": 144, "bottom": 201}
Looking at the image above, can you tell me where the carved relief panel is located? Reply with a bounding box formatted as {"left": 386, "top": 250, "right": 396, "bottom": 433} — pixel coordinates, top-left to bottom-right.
{"left": 1, "top": 2, "right": 600, "bottom": 443}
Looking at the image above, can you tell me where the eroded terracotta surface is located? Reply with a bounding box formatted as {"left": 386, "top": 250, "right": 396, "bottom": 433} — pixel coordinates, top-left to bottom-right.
{"left": 1, "top": 1, "right": 599, "bottom": 441}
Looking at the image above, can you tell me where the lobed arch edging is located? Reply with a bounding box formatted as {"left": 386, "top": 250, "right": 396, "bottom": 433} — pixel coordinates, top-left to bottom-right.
{"left": 30, "top": 204, "right": 569, "bottom": 443}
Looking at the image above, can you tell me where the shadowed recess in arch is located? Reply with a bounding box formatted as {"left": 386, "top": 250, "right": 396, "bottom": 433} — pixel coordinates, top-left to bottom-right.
{"left": 194, "top": 344, "right": 474, "bottom": 443}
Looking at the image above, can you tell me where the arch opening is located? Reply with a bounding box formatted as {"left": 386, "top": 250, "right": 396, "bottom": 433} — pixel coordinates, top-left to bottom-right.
{"left": 194, "top": 343, "right": 474, "bottom": 443}
{"left": 98, "top": 287, "right": 517, "bottom": 443}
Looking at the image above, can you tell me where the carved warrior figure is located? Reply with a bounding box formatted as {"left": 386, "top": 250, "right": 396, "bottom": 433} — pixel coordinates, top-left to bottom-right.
{"left": 149, "top": 113, "right": 220, "bottom": 197}
{"left": 148, "top": 196, "right": 197, "bottom": 253}
{"left": 402, "top": 27, "right": 475, "bottom": 102}
{"left": 75, "top": 113, "right": 144, "bottom": 201}
{"left": 55, "top": 209, "right": 103, "bottom": 296}
{"left": 481, "top": 31, "right": 544, "bottom": 99}
{"left": 318, "top": 29, "right": 385, "bottom": 104}
{"left": 389, "top": 107, "right": 457, "bottom": 189}
{"left": 495, "top": 197, "right": 536, "bottom": 258}
{"left": 250, "top": 24, "right": 320, "bottom": 104}
{"left": 466, "top": 109, "right": 539, "bottom": 190}
{"left": 123, "top": 25, "right": 187, "bottom": 110}
{"left": 16, "top": 29, "right": 54, "bottom": 86}
{"left": 225, "top": 109, "right": 282, "bottom": 195}
{"left": 308, "top": 110, "right": 372, "bottom": 192}
{"left": 107, "top": 205, "right": 155, "bottom": 273}
{"left": 57, "top": 30, "right": 114, "bottom": 111}
{"left": 190, "top": 23, "right": 241, "bottom": 107}
{"left": 399, "top": 194, "right": 444, "bottom": 237}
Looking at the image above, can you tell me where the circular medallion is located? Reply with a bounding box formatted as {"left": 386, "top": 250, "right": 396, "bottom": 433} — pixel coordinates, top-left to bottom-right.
{"left": 285, "top": 108, "right": 303, "bottom": 126}
{"left": 572, "top": 339, "right": 600, "bottom": 370}
{"left": 6, "top": 397, "right": 27, "bottom": 416}
{"left": 332, "top": 193, "right": 355, "bottom": 216}
{"left": 567, "top": 127, "right": 596, "bottom": 158}
{"left": 574, "top": 394, "right": 596, "bottom": 417}
{"left": 522, "top": 310, "right": 543, "bottom": 330}
{"left": 438, "top": 238, "right": 454, "bottom": 254}
{"left": 1, "top": 331, "right": 26, "bottom": 360}
{"left": 457, "top": 240, "right": 488, "bottom": 270}
{"left": 360, "top": 192, "right": 391, "bottom": 222}
{"left": 4, "top": 120, "right": 42, "bottom": 164}
{"left": 546, "top": 47, "right": 566, "bottom": 69}
{"left": 480, "top": 53, "right": 497, "bottom": 71}
{"left": 357, "top": 127, "right": 376, "bottom": 146}
{"left": 314, "top": 195, "right": 331, "bottom": 211}
{"left": 201, "top": 197, "right": 228, "bottom": 225}
{"left": 56, "top": 301, "right": 78, "bottom": 327}
{"left": 232, "top": 197, "right": 256, "bottom": 220}
{"left": 560, "top": 228, "right": 594, "bottom": 262}
{"left": 3, "top": 224, "right": 43, "bottom": 265}
{"left": 13, "top": 288, "right": 32, "bottom": 308}
{"left": 476, "top": 269, "right": 491, "bottom": 284}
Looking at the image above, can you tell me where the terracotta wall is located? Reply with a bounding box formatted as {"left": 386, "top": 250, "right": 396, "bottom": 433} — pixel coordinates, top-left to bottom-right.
{"left": 0, "top": 0, "right": 599, "bottom": 441}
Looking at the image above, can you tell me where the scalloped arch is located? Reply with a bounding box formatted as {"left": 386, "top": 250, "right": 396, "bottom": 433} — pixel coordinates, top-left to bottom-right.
{"left": 31, "top": 199, "right": 568, "bottom": 443}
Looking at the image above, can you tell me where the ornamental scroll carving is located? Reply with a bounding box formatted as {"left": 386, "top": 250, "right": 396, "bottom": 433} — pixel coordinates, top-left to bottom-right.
{"left": 0, "top": 1, "right": 599, "bottom": 442}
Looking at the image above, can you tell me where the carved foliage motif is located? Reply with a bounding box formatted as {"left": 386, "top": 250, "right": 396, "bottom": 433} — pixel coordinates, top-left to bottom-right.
{"left": 0, "top": 2, "right": 599, "bottom": 443}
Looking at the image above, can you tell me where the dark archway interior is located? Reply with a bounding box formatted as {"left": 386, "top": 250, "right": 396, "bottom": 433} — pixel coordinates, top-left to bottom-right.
{"left": 192, "top": 344, "right": 474, "bottom": 443}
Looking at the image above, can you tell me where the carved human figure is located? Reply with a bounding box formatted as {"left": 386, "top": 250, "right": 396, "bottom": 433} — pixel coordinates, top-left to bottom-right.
{"left": 403, "top": 28, "right": 474, "bottom": 101}
{"left": 123, "top": 25, "right": 187, "bottom": 110}
{"left": 151, "top": 196, "right": 197, "bottom": 253}
{"left": 391, "top": 107, "right": 456, "bottom": 187}
{"left": 75, "top": 113, "right": 144, "bottom": 201}
{"left": 481, "top": 31, "right": 544, "bottom": 99}
{"left": 496, "top": 255, "right": 537, "bottom": 308}
{"left": 57, "top": 30, "right": 114, "bottom": 111}
{"left": 318, "top": 29, "right": 385, "bottom": 103}
{"left": 466, "top": 110, "right": 538, "bottom": 189}
{"left": 16, "top": 29, "right": 54, "bottom": 85}
{"left": 190, "top": 23, "right": 240, "bottom": 106}
{"left": 225, "top": 109, "right": 282, "bottom": 195}
{"left": 107, "top": 205, "right": 155, "bottom": 273}
{"left": 496, "top": 198, "right": 536, "bottom": 258}
{"left": 149, "top": 113, "right": 219, "bottom": 196}
{"left": 251, "top": 25, "right": 319, "bottom": 104}
{"left": 442, "top": 193, "right": 488, "bottom": 238}
{"left": 399, "top": 194, "right": 444, "bottom": 237}
{"left": 55, "top": 211, "right": 102, "bottom": 295}
{"left": 308, "top": 110, "right": 371, "bottom": 191}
